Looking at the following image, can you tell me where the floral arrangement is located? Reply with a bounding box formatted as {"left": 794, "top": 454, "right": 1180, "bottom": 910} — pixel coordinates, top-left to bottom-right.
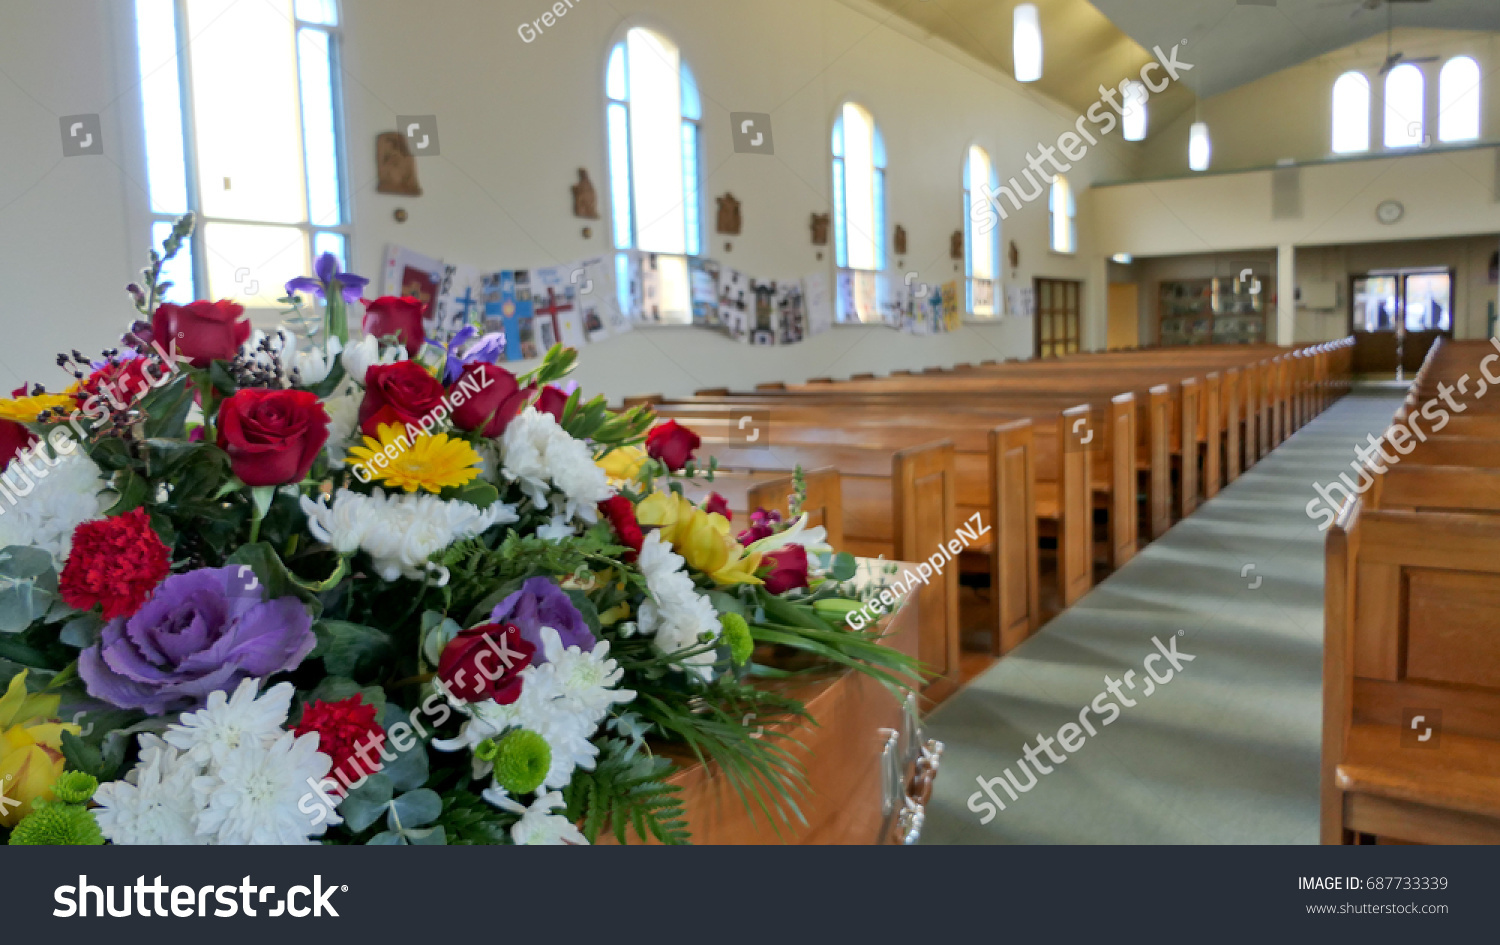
{"left": 0, "top": 217, "right": 915, "bottom": 846}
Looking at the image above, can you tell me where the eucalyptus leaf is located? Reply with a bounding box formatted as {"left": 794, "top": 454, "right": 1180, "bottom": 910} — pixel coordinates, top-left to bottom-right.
{"left": 403, "top": 825, "right": 447, "bottom": 845}
{"left": 387, "top": 788, "right": 442, "bottom": 832}
{"left": 366, "top": 830, "right": 404, "bottom": 845}
{"left": 340, "top": 773, "right": 394, "bottom": 832}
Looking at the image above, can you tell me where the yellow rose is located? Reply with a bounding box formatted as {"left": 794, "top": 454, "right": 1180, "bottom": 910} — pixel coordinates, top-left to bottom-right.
{"left": 0, "top": 671, "right": 78, "bottom": 827}
{"left": 597, "top": 445, "right": 648, "bottom": 483}
{"left": 676, "top": 507, "right": 764, "bottom": 586}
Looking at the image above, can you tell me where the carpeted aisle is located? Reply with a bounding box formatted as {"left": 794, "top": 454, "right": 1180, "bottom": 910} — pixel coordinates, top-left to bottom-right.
{"left": 920, "top": 385, "right": 1408, "bottom": 844}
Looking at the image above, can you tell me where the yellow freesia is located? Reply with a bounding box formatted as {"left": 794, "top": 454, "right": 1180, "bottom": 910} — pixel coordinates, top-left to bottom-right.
{"left": 0, "top": 670, "right": 78, "bottom": 827}
{"left": 597, "top": 445, "right": 648, "bottom": 483}
{"left": 0, "top": 392, "right": 74, "bottom": 423}
{"left": 636, "top": 491, "right": 692, "bottom": 543}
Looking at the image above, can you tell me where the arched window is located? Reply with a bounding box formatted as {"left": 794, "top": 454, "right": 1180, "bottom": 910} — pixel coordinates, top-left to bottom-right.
{"left": 1439, "top": 56, "right": 1481, "bottom": 143}
{"left": 1331, "top": 71, "right": 1370, "bottom": 153}
{"left": 606, "top": 27, "right": 702, "bottom": 322}
{"left": 1384, "top": 63, "right": 1425, "bottom": 149}
{"left": 964, "top": 146, "right": 1000, "bottom": 316}
{"left": 1049, "top": 175, "right": 1076, "bottom": 255}
{"left": 832, "top": 102, "right": 886, "bottom": 322}
{"left": 1121, "top": 79, "right": 1148, "bottom": 142}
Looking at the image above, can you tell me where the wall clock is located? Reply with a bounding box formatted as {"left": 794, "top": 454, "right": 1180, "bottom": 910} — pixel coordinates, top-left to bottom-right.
{"left": 1376, "top": 200, "right": 1404, "bottom": 225}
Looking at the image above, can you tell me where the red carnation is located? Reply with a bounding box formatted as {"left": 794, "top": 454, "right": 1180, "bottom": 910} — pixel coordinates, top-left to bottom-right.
{"left": 295, "top": 694, "right": 386, "bottom": 786}
{"left": 59, "top": 508, "right": 171, "bottom": 620}
{"left": 645, "top": 419, "right": 701, "bottom": 471}
{"left": 598, "top": 495, "right": 644, "bottom": 558}
{"left": 77, "top": 356, "right": 168, "bottom": 411}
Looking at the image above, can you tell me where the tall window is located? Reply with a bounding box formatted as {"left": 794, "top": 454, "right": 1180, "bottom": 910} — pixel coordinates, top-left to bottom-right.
{"left": 1331, "top": 71, "right": 1370, "bottom": 153}
{"left": 606, "top": 27, "right": 702, "bottom": 322}
{"left": 1439, "top": 56, "right": 1481, "bottom": 143}
{"left": 1049, "top": 175, "right": 1076, "bottom": 255}
{"left": 1121, "top": 80, "right": 1148, "bottom": 142}
{"left": 964, "top": 146, "right": 1000, "bottom": 316}
{"left": 833, "top": 102, "right": 886, "bottom": 322}
{"left": 135, "top": 0, "right": 349, "bottom": 306}
{"left": 1384, "top": 63, "right": 1425, "bottom": 149}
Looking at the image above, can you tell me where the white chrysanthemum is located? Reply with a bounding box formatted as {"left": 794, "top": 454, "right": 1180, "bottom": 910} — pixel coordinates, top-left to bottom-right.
{"left": 635, "top": 531, "right": 722, "bottom": 678}
{"left": 434, "top": 628, "right": 634, "bottom": 792}
{"left": 0, "top": 447, "right": 110, "bottom": 567}
{"left": 535, "top": 513, "right": 576, "bottom": 542}
{"left": 322, "top": 381, "right": 362, "bottom": 467}
{"left": 192, "top": 731, "right": 341, "bottom": 845}
{"left": 341, "top": 333, "right": 407, "bottom": 386}
{"left": 499, "top": 408, "right": 610, "bottom": 523}
{"left": 93, "top": 736, "right": 209, "bottom": 846}
{"left": 163, "top": 678, "right": 294, "bottom": 766}
{"left": 301, "top": 488, "right": 517, "bottom": 583}
{"left": 490, "top": 791, "right": 588, "bottom": 846}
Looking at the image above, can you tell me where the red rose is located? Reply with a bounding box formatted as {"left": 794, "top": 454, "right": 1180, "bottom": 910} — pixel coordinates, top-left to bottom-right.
{"left": 598, "top": 495, "right": 644, "bottom": 558}
{"left": 450, "top": 362, "right": 532, "bottom": 438}
{"left": 359, "top": 360, "right": 448, "bottom": 437}
{"left": 152, "top": 300, "right": 250, "bottom": 368}
{"left": 761, "top": 545, "right": 809, "bottom": 595}
{"left": 361, "top": 296, "right": 427, "bottom": 357}
{"left": 703, "top": 492, "right": 731, "bottom": 522}
{"left": 437, "top": 623, "right": 535, "bottom": 704}
{"left": 645, "top": 419, "right": 700, "bottom": 471}
{"left": 217, "top": 388, "right": 331, "bottom": 486}
{"left": 59, "top": 508, "right": 171, "bottom": 620}
{"left": 535, "top": 384, "right": 570, "bottom": 423}
{"left": 0, "top": 420, "right": 34, "bottom": 471}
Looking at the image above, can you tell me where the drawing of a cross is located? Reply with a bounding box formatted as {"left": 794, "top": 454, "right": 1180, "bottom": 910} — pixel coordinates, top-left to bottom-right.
{"left": 535, "top": 286, "right": 574, "bottom": 342}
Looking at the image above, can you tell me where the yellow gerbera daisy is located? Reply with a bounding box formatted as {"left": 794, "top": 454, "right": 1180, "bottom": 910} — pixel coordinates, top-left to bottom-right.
{"left": 348, "top": 423, "right": 482, "bottom": 494}
{"left": 0, "top": 392, "right": 75, "bottom": 423}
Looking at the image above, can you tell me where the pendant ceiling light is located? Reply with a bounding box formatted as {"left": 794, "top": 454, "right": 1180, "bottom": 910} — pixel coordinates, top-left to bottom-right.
{"left": 1188, "top": 121, "right": 1212, "bottom": 172}
{"left": 1013, "top": 4, "right": 1042, "bottom": 83}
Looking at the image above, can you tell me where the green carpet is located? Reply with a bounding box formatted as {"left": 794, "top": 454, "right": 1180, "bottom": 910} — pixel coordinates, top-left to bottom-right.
{"left": 920, "top": 386, "right": 1408, "bottom": 844}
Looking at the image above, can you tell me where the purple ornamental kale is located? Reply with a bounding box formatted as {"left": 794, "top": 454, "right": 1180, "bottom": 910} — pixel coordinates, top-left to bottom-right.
{"left": 490, "top": 576, "right": 595, "bottom": 658}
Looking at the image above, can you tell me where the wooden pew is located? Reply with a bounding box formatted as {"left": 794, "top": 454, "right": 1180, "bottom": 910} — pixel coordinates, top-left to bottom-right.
{"left": 1323, "top": 499, "right": 1500, "bottom": 844}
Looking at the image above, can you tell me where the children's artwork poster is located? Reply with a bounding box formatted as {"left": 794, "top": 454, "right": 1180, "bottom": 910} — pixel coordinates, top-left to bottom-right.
{"left": 1006, "top": 284, "right": 1036, "bottom": 320}
{"left": 941, "top": 281, "right": 961, "bottom": 332}
{"left": 381, "top": 245, "right": 444, "bottom": 320}
{"left": 570, "top": 256, "right": 624, "bottom": 342}
{"left": 750, "top": 279, "right": 780, "bottom": 346}
{"left": 876, "top": 272, "right": 904, "bottom": 328}
{"left": 777, "top": 282, "right": 806, "bottom": 345}
{"left": 530, "top": 264, "right": 591, "bottom": 351}
{"left": 430, "top": 264, "right": 482, "bottom": 344}
{"left": 802, "top": 270, "right": 834, "bottom": 337}
{"left": 717, "top": 267, "right": 751, "bottom": 343}
{"left": 690, "top": 258, "right": 720, "bottom": 328}
{"left": 971, "top": 278, "right": 997, "bottom": 320}
{"left": 479, "top": 270, "right": 534, "bottom": 362}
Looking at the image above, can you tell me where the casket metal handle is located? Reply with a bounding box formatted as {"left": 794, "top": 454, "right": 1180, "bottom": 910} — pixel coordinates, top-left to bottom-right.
{"left": 893, "top": 738, "right": 944, "bottom": 844}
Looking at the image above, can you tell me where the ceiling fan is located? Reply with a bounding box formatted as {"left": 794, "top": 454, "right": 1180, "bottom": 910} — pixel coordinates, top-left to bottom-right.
{"left": 1322, "top": 0, "right": 1440, "bottom": 72}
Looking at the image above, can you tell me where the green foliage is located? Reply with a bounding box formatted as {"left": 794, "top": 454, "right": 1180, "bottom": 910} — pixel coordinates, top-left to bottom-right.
{"left": 312, "top": 620, "right": 393, "bottom": 677}
{"left": 562, "top": 394, "right": 655, "bottom": 448}
{"left": 748, "top": 588, "right": 921, "bottom": 691}
{"left": 60, "top": 729, "right": 129, "bottom": 784}
{"left": 563, "top": 738, "right": 689, "bottom": 845}
{"left": 439, "top": 528, "right": 632, "bottom": 625}
{"left": 517, "top": 344, "right": 576, "bottom": 388}
{"left": 438, "top": 788, "right": 516, "bottom": 845}
{"left": 0, "top": 547, "right": 64, "bottom": 634}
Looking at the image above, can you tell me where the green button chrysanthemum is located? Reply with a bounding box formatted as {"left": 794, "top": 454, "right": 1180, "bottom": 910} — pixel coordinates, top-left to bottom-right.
{"left": 720, "top": 612, "right": 754, "bottom": 665}
{"left": 8, "top": 802, "right": 105, "bottom": 846}
{"left": 490, "top": 730, "right": 552, "bottom": 796}
{"left": 52, "top": 771, "right": 100, "bottom": 805}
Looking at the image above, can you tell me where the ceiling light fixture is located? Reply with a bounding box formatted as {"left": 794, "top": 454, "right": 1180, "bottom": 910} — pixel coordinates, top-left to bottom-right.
{"left": 1013, "top": 4, "right": 1042, "bottom": 83}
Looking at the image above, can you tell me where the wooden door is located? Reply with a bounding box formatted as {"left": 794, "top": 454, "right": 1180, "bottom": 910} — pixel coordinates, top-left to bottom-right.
{"left": 1035, "top": 277, "right": 1082, "bottom": 359}
{"left": 1107, "top": 282, "right": 1139, "bottom": 350}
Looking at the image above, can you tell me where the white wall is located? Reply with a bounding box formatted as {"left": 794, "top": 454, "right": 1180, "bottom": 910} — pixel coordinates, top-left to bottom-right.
{"left": 0, "top": 0, "right": 1143, "bottom": 401}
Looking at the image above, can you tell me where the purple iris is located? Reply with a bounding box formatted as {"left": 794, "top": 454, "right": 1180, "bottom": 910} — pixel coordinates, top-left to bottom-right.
{"left": 490, "top": 576, "right": 595, "bottom": 658}
{"left": 78, "top": 566, "right": 316, "bottom": 715}
{"left": 437, "top": 326, "right": 508, "bottom": 384}
{"left": 285, "top": 252, "right": 369, "bottom": 303}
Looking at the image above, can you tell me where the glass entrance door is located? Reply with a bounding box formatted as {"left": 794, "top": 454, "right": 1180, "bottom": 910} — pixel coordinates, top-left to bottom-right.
{"left": 1350, "top": 269, "right": 1453, "bottom": 377}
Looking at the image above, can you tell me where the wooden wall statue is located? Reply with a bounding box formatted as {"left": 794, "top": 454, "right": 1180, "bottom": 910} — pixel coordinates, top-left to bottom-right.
{"left": 950, "top": 230, "right": 964, "bottom": 261}
{"left": 1009, "top": 240, "right": 1020, "bottom": 271}
{"left": 572, "top": 169, "right": 599, "bottom": 219}
{"left": 893, "top": 225, "right": 907, "bottom": 257}
{"left": 717, "top": 193, "right": 742, "bottom": 235}
{"left": 810, "top": 213, "right": 830, "bottom": 246}
{"left": 376, "top": 132, "right": 422, "bottom": 196}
